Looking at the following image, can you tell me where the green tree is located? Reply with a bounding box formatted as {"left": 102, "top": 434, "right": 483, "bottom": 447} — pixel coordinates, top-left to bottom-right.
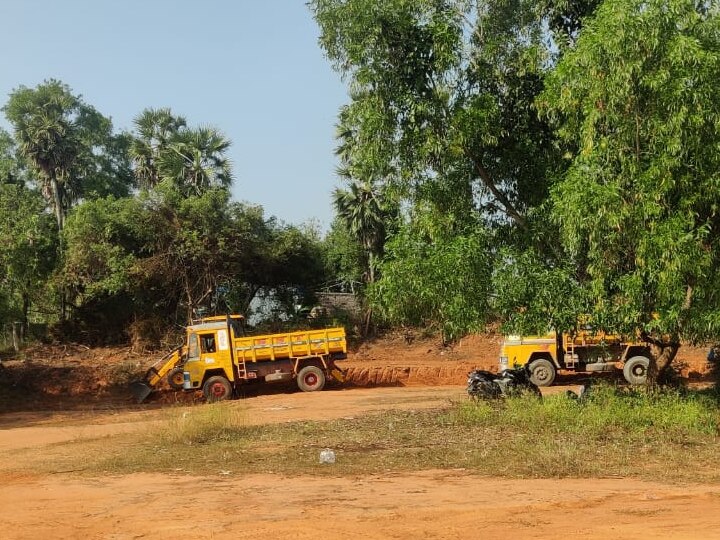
{"left": 322, "top": 216, "right": 364, "bottom": 292}
{"left": 311, "top": 0, "right": 568, "bottom": 242}
{"left": 62, "top": 196, "right": 146, "bottom": 300}
{"left": 333, "top": 179, "right": 394, "bottom": 285}
{"left": 372, "top": 218, "right": 493, "bottom": 343}
{"left": 130, "top": 108, "right": 232, "bottom": 196}
{"left": 312, "top": 0, "right": 608, "bottom": 339}
{"left": 157, "top": 127, "right": 233, "bottom": 196}
{"left": 0, "top": 128, "right": 23, "bottom": 185}
{"left": 540, "top": 0, "right": 720, "bottom": 386}
{"left": 130, "top": 108, "right": 187, "bottom": 189}
{"left": 0, "top": 182, "right": 57, "bottom": 331}
{"left": 3, "top": 79, "right": 133, "bottom": 230}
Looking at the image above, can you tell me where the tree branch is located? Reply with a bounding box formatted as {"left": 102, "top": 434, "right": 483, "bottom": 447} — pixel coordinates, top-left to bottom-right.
{"left": 466, "top": 152, "right": 527, "bottom": 228}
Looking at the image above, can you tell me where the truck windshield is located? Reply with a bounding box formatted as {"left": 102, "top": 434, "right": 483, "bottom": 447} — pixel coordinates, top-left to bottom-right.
{"left": 188, "top": 333, "right": 199, "bottom": 360}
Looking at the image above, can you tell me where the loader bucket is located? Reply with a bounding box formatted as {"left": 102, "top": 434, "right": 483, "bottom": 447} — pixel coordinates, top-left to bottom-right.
{"left": 130, "top": 381, "right": 154, "bottom": 404}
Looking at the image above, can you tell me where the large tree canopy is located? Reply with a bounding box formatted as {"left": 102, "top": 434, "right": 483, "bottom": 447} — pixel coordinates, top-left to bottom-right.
{"left": 311, "top": 0, "right": 582, "bottom": 235}
{"left": 538, "top": 0, "right": 720, "bottom": 383}
{"left": 0, "top": 80, "right": 326, "bottom": 345}
{"left": 3, "top": 79, "right": 133, "bottom": 231}
{"left": 311, "top": 0, "right": 600, "bottom": 336}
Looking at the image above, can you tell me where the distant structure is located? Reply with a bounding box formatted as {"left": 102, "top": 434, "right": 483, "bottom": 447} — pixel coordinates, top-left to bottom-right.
{"left": 313, "top": 280, "right": 362, "bottom": 319}
{"left": 314, "top": 292, "right": 361, "bottom": 317}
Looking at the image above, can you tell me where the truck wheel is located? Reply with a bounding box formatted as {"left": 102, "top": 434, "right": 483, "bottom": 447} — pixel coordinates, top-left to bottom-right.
{"left": 202, "top": 376, "right": 232, "bottom": 402}
{"left": 623, "top": 356, "right": 649, "bottom": 385}
{"left": 167, "top": 367, "right": 185, "bottom": 390}
{"left": 297, "top": 366, "right": 326, "bottom": 392}
{"left": 528, "top": 358, "right": 556, "bottom": 387}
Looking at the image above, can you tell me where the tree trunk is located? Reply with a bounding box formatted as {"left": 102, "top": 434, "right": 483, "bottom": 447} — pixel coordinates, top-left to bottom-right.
{"left": 49, "top": 176, "right": 64, "bottom": 232}
{"left": 21, "top": 292, "right": 30, "bottom": 339}
{"left": 11, "top": 322, "right": 23, "bottom": 352}
{"left": 22, "top": 293, "right": 30, "bottom": 326}
{"left": 646, "top": 342, "right": 680, "bottom": 390}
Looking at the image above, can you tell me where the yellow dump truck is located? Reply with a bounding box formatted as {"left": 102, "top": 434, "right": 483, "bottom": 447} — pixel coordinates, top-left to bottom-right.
{"left": 498, "top": 330, "right": 651, "bottom": 386}
{"left": 131, "top": 315, "right": 347, "bottom": 403}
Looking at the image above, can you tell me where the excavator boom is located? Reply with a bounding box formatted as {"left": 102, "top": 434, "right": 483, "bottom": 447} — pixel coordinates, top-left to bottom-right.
{"left": 130, "top": 347, "right": 183, "bottom": 403}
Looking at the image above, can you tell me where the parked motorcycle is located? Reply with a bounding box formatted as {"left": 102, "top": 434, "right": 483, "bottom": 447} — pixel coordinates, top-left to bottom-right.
{"left": 466, "top": 366, "right": 542, "bottom": 399}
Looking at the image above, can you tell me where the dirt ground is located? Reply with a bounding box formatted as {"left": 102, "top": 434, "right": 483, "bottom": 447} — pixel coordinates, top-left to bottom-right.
{"left": 1, "top": 334, "right": 718, "bottom": 539}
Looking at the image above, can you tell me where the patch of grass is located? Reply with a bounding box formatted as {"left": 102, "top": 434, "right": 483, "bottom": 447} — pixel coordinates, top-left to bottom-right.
{"left": 19, "top": 385, "right": 720, "bottom": 482}
{"left": 455, "top": 384, "right": 719, "bottom": 439}
{"left": 154, "top": 403, "right": 248, "bottom": 445}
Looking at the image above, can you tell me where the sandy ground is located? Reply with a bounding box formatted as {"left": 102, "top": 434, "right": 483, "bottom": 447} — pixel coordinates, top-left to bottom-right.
{"left": 1, "top": 385, "right": 720, "bottom": 539}
{"left": 0, "top": 336, "right": 718, "bottom": 539}
{"left": 4, "top": 470, "right": 720, "bottom": 540}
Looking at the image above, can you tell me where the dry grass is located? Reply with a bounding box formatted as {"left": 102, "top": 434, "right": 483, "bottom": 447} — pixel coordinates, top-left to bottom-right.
{"left": 12, "top": 385, "right": 720, "bottom": 482}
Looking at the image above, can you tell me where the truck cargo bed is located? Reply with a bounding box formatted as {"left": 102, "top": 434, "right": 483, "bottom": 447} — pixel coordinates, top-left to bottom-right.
{"left": 234, "top": 327, "right": 346, "bottom": 362}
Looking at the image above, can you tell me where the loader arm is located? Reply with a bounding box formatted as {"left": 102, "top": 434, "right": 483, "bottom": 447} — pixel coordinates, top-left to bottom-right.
{"left": 130, "top": 346, "right": 184, "bottom": 403}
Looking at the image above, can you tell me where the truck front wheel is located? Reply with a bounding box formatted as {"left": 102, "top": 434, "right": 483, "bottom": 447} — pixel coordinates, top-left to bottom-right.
{"left": 528, "top": 358, "right": 556, "bottom": 387}
{"left": 297, "top": 366, "right": 326, "bottom": 392}
{"left": 202, "top": 376, "right": 233, "bottom": 402}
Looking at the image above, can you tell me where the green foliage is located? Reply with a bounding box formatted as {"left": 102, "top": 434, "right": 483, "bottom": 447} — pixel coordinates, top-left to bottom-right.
{"left": 0, "top": 79, "right": 326, "bottom": 344}
{"left": 130, "top": 108, "right": 232, "bottom": 196}
{"left": 371, "top": 220, "right": 493, "bottom": 341}
{"left": 493, "top": 249, "right": 590, "bottom": 334}
{"left": 333, "top": 179, "right": 397, "bottom": 285}
{"left": 541, "top": 0, "right": 720, "bottom": 344}
{"left": 312, "top": 0, "right": 592, "bottom": 337}
{"left": 0, "top": 182, "right": 57, "bottom": 326}
{"left": 59, "top": 183, "right": 326, "bottom": 337}
{"left": 62, "top": 196, "right": 145, "bottom": 298}
{"left": 0, "top": 128, "right": 24, "bottom": 185}
{"left": 322, "top": 217, "right": 364, "bottom": 290}
{"left": 312, "top": 0, "right": 563, "bottom": 233}
{"left": 3, "top": 79, "right": 134, "bottom": 230}
{"left": 541, "top": 0, "right": 603, "bottom": 46}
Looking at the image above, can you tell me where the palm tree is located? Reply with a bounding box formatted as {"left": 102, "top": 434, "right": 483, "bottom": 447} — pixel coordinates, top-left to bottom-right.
{"left": 332, "top": 112, "right": 396, "bottom": 285}
{"left": 130, "top": 108, "right": 187, "bottom": 189}
{"left": 3, "top": 80, "right": 82, "bottom": 231}
{"left": 333, "top": 180, "right": 389, "bottom": 285}
{"left": 157, "top": 127, "right": 233, "bottom": 196}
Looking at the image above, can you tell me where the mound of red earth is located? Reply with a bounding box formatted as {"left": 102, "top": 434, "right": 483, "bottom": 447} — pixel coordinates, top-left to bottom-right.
{"left": 342, "top": 333, "right": 502, "bottom": 387}
{"left": 343, "top": 333, "right": 712, "bottom": 387}
{"left": 0, "top": 334, "right": 713, "bottom": 412}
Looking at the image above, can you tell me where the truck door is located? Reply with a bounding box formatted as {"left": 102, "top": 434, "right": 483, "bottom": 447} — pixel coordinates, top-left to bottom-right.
{"left": 198, "top": 329, "right": 234, "bottom": 381}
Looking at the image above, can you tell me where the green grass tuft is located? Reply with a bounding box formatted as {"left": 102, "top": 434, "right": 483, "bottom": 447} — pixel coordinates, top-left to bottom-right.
{"left": 456, "top": 384, "right": 719, "bottom": 439}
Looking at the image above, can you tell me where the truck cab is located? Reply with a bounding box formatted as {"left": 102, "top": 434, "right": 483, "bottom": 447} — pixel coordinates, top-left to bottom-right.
{"left": 183, "top": 319, "right": 238, "bottom": 394}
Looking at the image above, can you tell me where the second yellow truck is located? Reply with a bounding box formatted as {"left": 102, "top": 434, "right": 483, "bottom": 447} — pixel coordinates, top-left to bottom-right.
{"left": 499, "top": 330, "right": 651, "bottom": 386}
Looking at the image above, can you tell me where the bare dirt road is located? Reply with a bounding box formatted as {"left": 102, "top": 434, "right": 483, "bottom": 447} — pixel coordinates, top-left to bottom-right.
{"left": 2, "top": 385, "right": 720, "bottom": 540}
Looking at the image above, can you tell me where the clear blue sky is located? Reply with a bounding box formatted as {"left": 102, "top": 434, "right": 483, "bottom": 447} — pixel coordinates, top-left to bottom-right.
{"left": 0, "top": 0, "right": 348, "bottom": 230}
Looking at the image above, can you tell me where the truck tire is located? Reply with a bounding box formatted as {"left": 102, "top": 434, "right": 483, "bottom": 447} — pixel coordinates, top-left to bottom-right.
{"left": 297, "top": 366, "right": 326, "bottom": 392}
{"left": 623, "top": 356, "right": 649, "bottom": 385}
{"left": 528, "top": 358, "right": 556, "bottom": 387}
{"left": 202, "top": 376, "right": 233, "bottom": 402}
{"left": 167, "top": 367, "right": 185, "bottom": 390}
